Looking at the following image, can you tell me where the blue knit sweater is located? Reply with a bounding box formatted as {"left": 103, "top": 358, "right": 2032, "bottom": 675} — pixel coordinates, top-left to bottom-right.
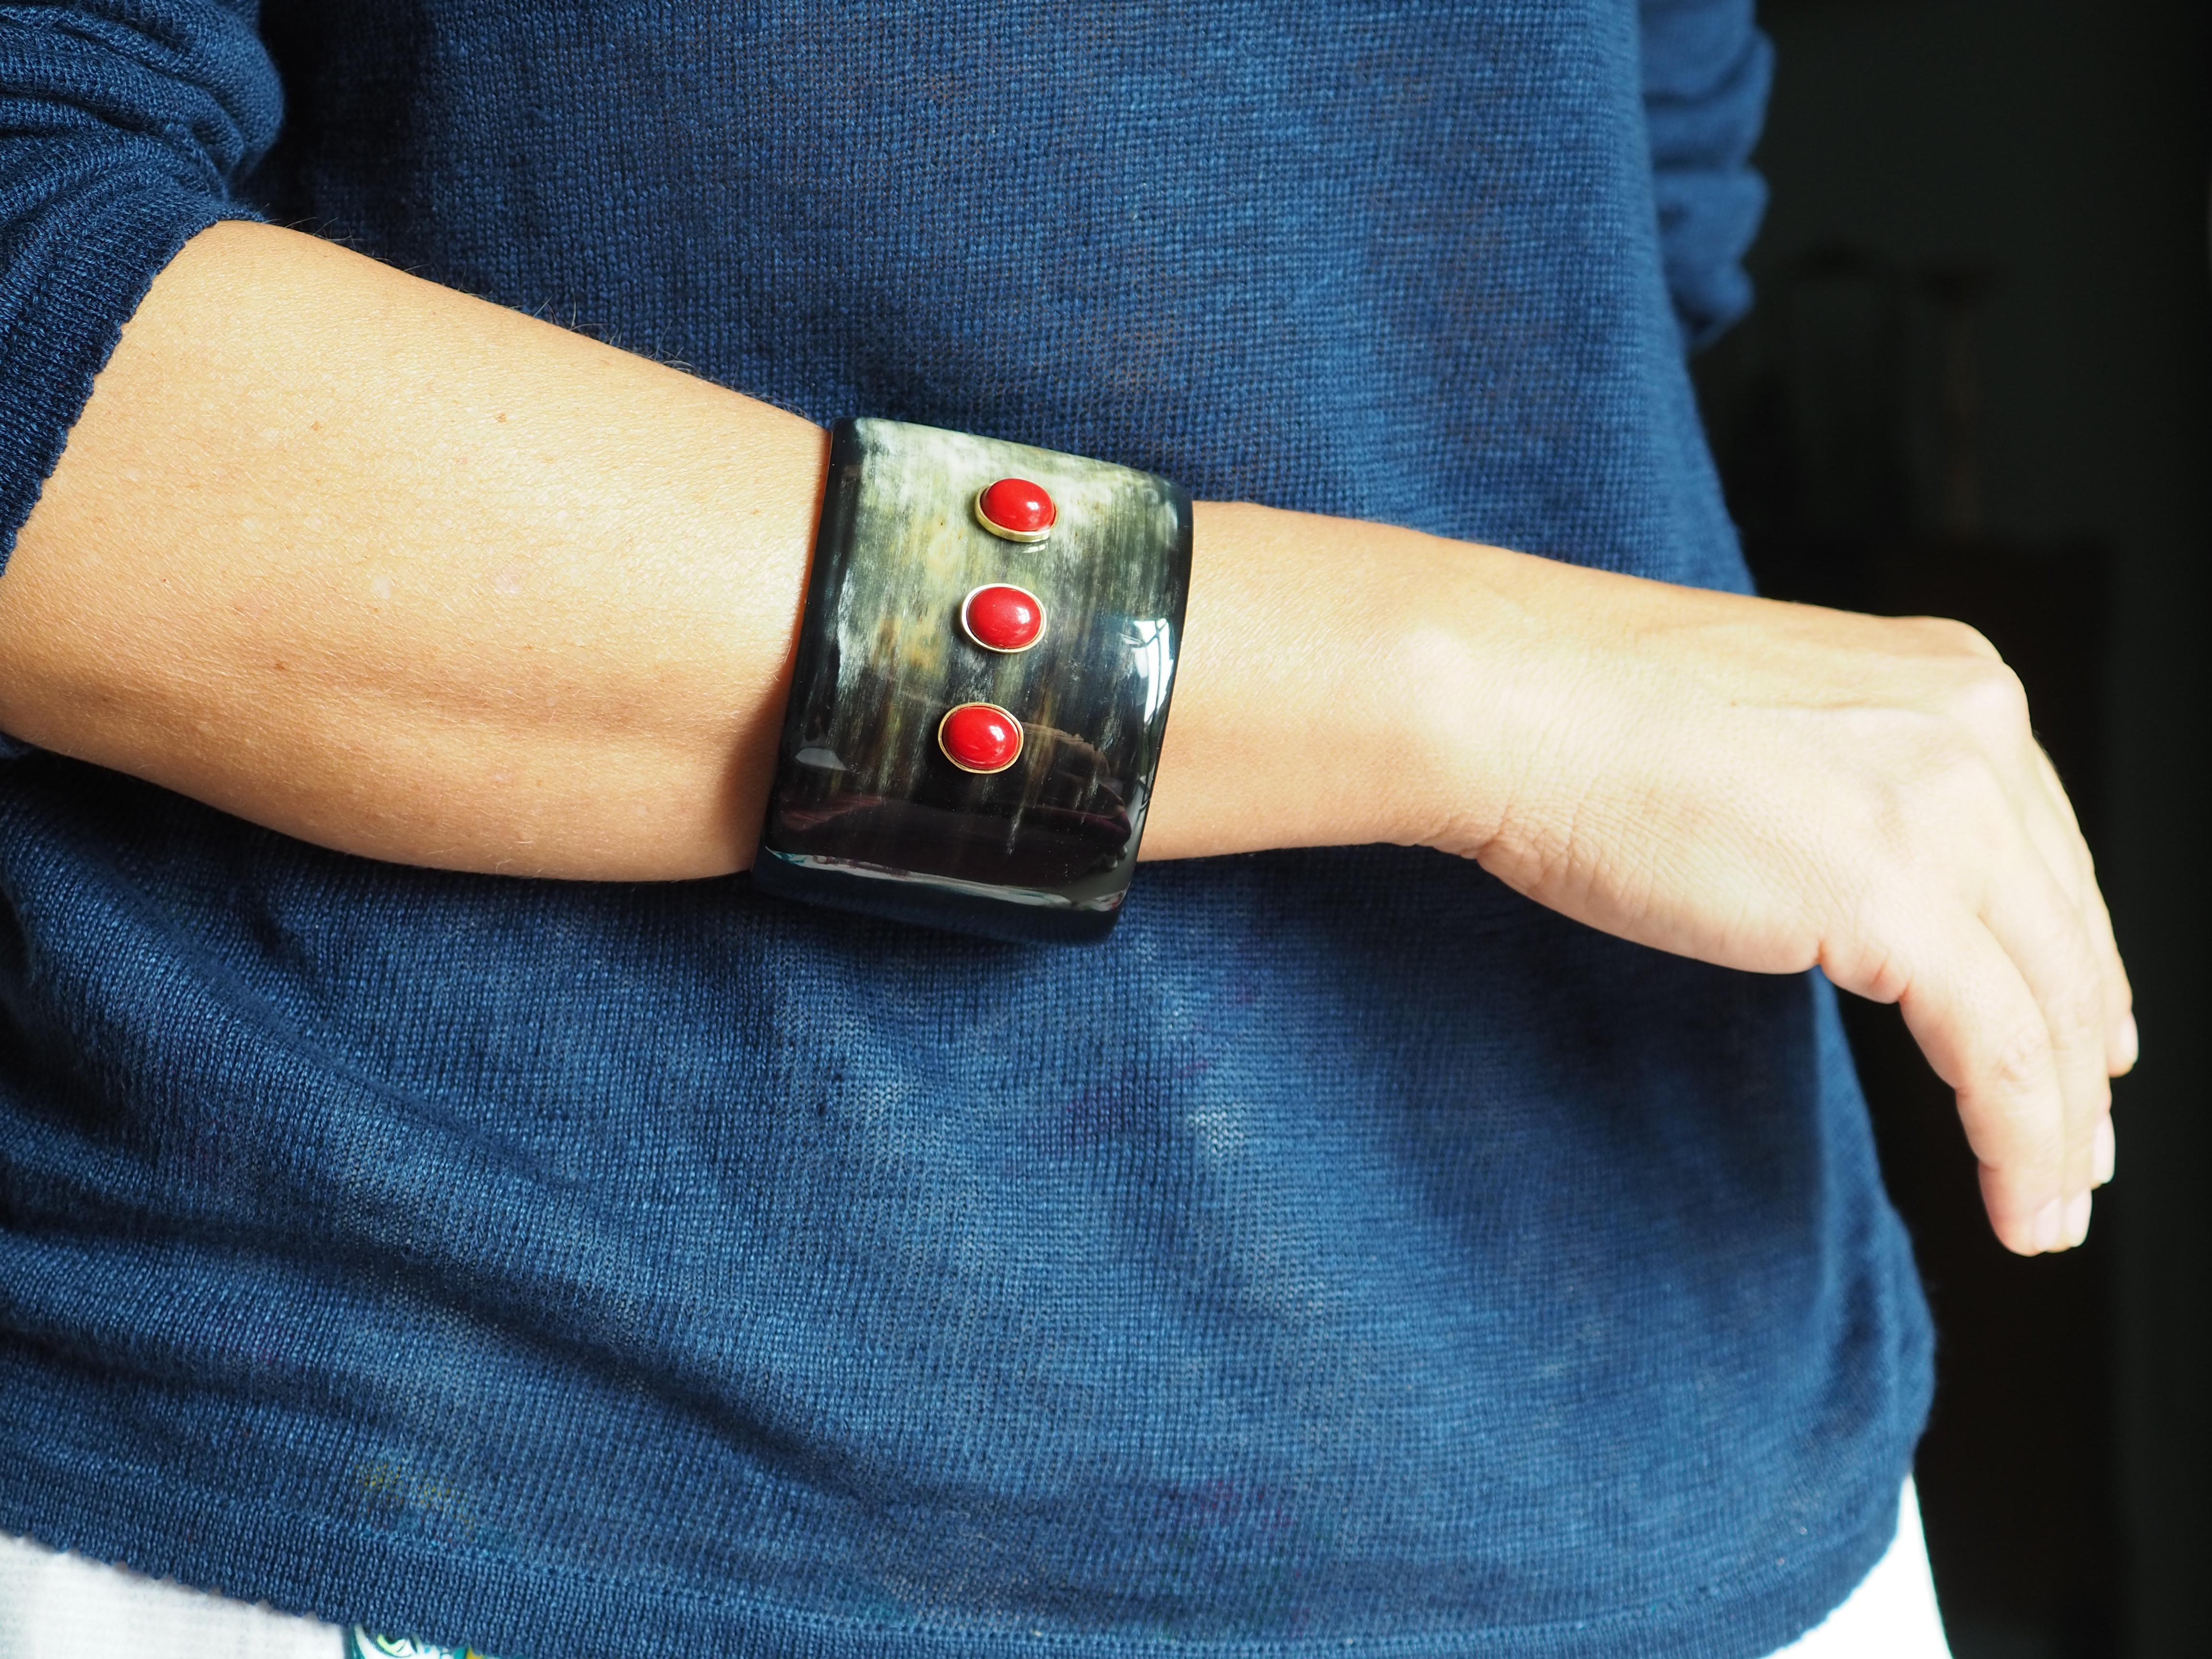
{"left": 0, "top": 4, "right": 1931, "bottom": 1657}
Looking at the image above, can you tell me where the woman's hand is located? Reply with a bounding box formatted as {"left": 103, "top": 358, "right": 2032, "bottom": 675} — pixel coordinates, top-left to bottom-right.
{"left": 1157, "top": 503, "right": 2134, "bottom": 1257}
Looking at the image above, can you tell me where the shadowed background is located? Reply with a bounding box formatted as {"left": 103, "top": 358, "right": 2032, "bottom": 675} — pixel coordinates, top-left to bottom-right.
{"left": 1691, "top": 2, "right": 2211, "bottom": 1654}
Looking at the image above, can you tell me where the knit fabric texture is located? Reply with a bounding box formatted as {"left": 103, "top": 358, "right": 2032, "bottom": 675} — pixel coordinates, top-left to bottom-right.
{"left": 0, "top": 4, "right": 1932, "bottom": 1658}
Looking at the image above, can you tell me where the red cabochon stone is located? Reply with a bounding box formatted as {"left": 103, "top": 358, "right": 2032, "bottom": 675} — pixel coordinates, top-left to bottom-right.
{"left": 963, "top": 584, "right": 1045, "bottom": 652}
{"left": 939, "top": 703, "right": 1023, "bottom": 773}
{"left": 978, "top": 477, "right": 1055, "bottom": 537}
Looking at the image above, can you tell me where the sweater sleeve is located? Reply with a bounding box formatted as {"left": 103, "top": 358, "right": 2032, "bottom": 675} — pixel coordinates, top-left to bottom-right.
{"left": 0, "top": 0, "right": 280, "bottom": 568}
{"left": 1639, "top": 0, "right": 1772, "bottom": 351}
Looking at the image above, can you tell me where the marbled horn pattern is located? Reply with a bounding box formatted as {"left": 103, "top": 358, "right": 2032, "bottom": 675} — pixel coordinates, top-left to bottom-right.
{"left": 753, "top": 418, "right": 1191, "bottom": 943}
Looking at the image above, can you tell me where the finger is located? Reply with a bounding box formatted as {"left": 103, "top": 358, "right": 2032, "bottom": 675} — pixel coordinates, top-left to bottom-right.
{"left": 2028, "top": 746, "right": 2136, "bottom": 1075}
{"left": 2002, "top": 753, "right": 2123, "bottom": 1208}
{"left": 1976, "top": 836, "right": 2110, "bottom": 1224}
{"left": 2075, "top": 856, "right": 2135, "bottom": 1077}
{"left": 1893, "top": 917, "right": 2071, "bottom": 1254}
{"left": 2010, "top": 755, "right": 2086, "bottom": 907}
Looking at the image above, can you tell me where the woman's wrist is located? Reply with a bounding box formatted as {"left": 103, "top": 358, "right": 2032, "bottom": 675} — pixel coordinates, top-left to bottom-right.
{"left": 1143, "top": 498, "right": 1515, "bottom": 865}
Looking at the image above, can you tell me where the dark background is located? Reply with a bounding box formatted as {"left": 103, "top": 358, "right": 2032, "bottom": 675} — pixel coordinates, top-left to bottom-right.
{"left": 1690, "top": 2, "right": 2210, "bottom": 1654}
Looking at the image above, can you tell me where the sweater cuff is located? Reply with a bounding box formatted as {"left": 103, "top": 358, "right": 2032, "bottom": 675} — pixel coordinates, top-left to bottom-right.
{"left": 0, "top": 179, "right": 261, "bottom": 571}
{"left": 0, "top": 180, "right": 259, "bottom": 756}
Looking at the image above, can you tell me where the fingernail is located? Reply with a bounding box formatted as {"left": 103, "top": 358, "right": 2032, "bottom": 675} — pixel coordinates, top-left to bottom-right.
{"left": 2093, "top": 1115, "right": 2116, "bottom": 1186}
{"left": 2033, "top": 1198, "right": 2065, "bottom": 1253}
{"left": 2065, "top": 1190, "right": 2092, "bottom": 1249}
{"left": 2116, "top": 1014, "right": 2139, "bottom": 1072}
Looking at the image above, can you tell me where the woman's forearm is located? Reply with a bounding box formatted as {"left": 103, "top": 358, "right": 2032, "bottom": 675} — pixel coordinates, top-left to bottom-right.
{"left": 0, "top": 222, "right": 827, "bottom": 879}
{"left": 0, "top": 221, "right": 1459, "bottom": 879}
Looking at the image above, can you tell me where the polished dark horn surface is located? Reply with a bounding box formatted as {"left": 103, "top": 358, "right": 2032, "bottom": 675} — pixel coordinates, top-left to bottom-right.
{"left": 754, "top": 418, "right": 1191, "bottom": 943}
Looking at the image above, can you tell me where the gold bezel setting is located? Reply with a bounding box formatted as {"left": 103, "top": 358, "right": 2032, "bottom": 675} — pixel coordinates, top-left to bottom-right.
{"left": 959, "top": 583, "right": 1047, "bottom": 654}
{"left": 974, "top": 482, "right": 1055, "bottom": 543}
{"left": 937, "top": 702, "right": 1024, "bottom": 774}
